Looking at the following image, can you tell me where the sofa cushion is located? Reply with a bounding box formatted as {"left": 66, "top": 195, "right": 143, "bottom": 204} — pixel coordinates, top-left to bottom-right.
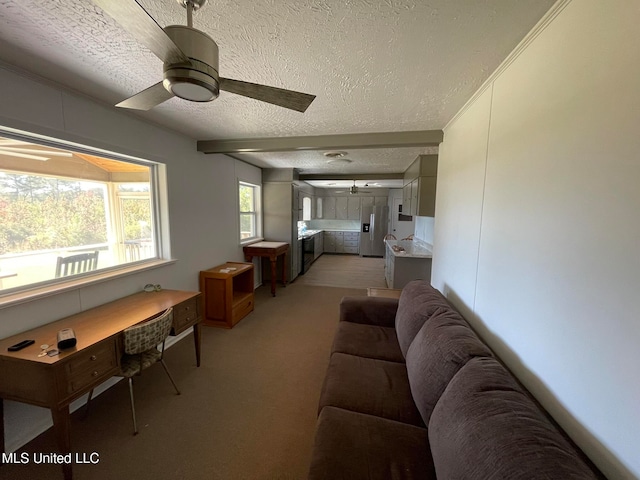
{"left": 308, "top": 406, "right": 435, "bottom": 480}
{"left": 406, "top": 311, "right": 493, "bottom": 424}
{"left": 331, "top": 321, "right": 404, "bottom": 363}
{"left": 428, "top": 357, "right": 601, "bottom": 480}
{"left": 340, "top": 296, "right": 399, "bottom": 328}
{"left": 395, "top": 280, "right": 453, "bottom": 358}
{"left": 318, "top": 352, "right": 424, "bottom": 426}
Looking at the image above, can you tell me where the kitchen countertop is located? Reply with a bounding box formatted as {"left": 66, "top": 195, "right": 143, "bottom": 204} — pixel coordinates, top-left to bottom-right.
{"left": 298, "top": 229, "right": 359, "bottom": 240}
{"left": 385, "top": 239, "right": 433, "bottom": 258}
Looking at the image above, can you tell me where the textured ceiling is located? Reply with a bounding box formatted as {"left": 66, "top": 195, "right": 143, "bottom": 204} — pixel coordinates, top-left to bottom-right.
{"left": 0, "top": 0, "right": 555, "bottom": 177}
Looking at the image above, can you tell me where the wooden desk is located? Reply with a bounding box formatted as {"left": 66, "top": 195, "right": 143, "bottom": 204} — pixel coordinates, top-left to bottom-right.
{"left": 243, "top": 241, "right": 289, "bottom": 296}
{"left": 0, "top": 289, "right": 201, "bottom": 480}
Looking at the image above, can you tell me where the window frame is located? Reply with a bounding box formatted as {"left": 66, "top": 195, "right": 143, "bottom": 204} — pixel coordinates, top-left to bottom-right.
{"left": 238, "top": 180, "right": 262, "bottom": 245}
{"left": 0, "top": 128, "right": 170, "bottom": 308}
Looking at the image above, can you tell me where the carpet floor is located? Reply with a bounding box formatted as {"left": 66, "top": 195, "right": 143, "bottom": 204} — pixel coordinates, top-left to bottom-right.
{"left": 4, "top": 281, "right": 368, "bottom": 480}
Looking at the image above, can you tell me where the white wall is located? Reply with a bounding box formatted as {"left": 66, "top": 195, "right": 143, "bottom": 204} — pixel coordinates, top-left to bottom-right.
{"left": 0, "top": 64, "right": 261, "bottom": 451}
{"left": 432, "top": 1, "right": 640, "bottom": 478}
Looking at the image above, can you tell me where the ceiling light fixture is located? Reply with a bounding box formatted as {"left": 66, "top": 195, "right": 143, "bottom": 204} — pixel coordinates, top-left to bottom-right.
{"left": 323, "top": 151, "right": 348, "bottom": 158}
{"left": 327, "top": 158, "right": 352, "bottom": 165}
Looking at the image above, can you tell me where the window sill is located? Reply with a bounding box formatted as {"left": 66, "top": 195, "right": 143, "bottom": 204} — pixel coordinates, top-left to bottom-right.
{"left": 0, "top": 259, "right": 176, "bottom": 310}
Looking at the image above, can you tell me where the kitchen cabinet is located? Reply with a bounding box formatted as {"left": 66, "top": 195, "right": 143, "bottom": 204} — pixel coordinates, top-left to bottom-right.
{"left": 347, "top": 197, "right": 360, "bottom": 220}
{"left": 323, "top": 231, "right": 359, "bottom": 254}
{"left": 402, "top": 155, "right": 438, "bottom": 217}
{"left": 384, "top": 241, "right": 432, "bottom": 289}
{"left": 375, "top": 196, "right": 388, "bottom": 207}
{"left": 323, "top": 197, "right": 337, "bottom": 219}
{"left": 313, "top": 232, "right": 323, "bottom": 259}
{"left": 324, "top": 232, "right": 336, "bottom": 252}
{"left": 343, "top": 231, "right": 359, "bottom": 254}
{"left": 316, "top": 197, "right": 323, "bottom": 219}
{"left": 402, "top": 183, "right": 412, "bottom": 214}
{"left": 361, "top": 196, "right": 374, "bottom": 208}
{"left": 336, "top": 197, "right": 348, "bottom": 220}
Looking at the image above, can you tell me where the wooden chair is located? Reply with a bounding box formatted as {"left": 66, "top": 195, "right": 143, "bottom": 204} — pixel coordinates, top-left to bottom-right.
{"left": 86, "top": 308, "right": 180, "bottom": 435}
{"left": 55, "top": 251, "right": 99, "bottom": 278}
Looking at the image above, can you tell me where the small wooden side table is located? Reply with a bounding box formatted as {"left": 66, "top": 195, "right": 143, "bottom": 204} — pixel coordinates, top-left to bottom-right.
{"left": 199, "top": 262, "right": 255, "bottom": 328}
{"left": 243, "top": 241, "right": 289, "bottom": 296}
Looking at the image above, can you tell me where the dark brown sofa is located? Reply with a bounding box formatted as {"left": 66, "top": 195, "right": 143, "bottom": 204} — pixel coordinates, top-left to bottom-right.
{"left": 308, "top": 280, "right": 604, "bottom": 480}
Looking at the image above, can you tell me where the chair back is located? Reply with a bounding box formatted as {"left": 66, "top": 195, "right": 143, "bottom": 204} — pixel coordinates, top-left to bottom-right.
{"left": 55, "top": 251, "right": 99, "bottom": 278}
{"left": 123, "top": 308, "right": 173, "bottom": 355}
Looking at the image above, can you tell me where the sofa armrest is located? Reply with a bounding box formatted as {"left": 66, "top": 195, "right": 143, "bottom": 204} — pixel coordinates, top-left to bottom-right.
{"left": 339, "top": 296, "right": 399, "bottom": 327}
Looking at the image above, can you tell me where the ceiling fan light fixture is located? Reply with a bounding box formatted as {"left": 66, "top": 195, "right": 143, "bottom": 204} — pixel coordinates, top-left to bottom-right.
{"left": 163, "top": 69, "right": 219, "bottom": 102}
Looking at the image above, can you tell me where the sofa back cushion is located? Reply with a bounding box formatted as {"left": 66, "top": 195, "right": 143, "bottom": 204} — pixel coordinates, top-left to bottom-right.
{"left": 428, "top": 357, "right": 601, "bottom": 479}
{"left": 395, "top": 280, "right": 452, "bottom": 357}
{"left": 405, "top": 310, "right": 493, "bottom": 424}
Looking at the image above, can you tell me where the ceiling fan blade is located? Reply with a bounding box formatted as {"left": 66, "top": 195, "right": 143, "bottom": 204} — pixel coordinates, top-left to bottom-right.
{"left": 92, "top": 0, "right": 189, "bottom": 65}
{"left": 219, "top": 78, "right": 315, "bottom": 113}
{"left": 116, "top": 82, "right": 174, "bottom": 110}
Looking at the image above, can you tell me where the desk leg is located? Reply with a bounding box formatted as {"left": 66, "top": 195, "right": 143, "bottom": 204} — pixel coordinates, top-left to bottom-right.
{"left": 281, "top": 252, "right": 287, "bottom": 287}
{"left": 0, "top": 398, "right": 4, "bottom": 454}
{"left": 193, "top": 322, "right": 202, "bottom": 367}
{"left": 270, "top": 257, "right": 277, "bottom": 296}
{"left": 51, "top": 405, "right": 72, "bottom": 480}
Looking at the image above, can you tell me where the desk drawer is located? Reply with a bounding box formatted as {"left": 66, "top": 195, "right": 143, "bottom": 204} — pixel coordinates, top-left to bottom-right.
{"left": 61, "top": 340, "right": 118, "bottom": 397}
{"left": 172, "top": 297, "right": 200, "bottom": 334}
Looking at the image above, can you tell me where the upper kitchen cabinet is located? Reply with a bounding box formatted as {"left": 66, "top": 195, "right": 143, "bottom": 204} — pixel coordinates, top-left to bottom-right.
{"left": 347, "top": 196, "right": 360, "bottom": 220}
{"left": 403, "top": 155, "right": 438, "bottom": 217}
{"left": 323, "top": 196, "right": 337, "bottom": 219}
{"left": 336, "top": 196, "right": 348, "bottom": 220}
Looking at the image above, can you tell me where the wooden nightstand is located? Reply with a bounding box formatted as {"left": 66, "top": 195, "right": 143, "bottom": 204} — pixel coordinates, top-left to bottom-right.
{"left": 199, "top": 262, "right": 254, "bottom": 328}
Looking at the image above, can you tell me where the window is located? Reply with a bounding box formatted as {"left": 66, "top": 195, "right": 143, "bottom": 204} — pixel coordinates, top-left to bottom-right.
{"left": 0, "top": 132, "right": 162, "bottom": 296}
{"left": 239, "top": 181, "right": 261, "bottom": 242}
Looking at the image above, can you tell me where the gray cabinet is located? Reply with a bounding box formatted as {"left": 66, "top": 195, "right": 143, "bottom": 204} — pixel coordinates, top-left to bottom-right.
{"left": 347, "top": 197, "right": 361, "bottom": 220}
{"left": 324, "top": 232, "right": 336, "bottom": 252}
{"left": 323, "top": 197, "right": 337, "bottom": 219}
{"left": 384, "top": 242, "right": 432, "bottom": 288}
{"left": 323, "top": 231, "right": 359, "bottom": 254}
{"left": 313, "top": 232, "right": 323, "bottom": 259}
{"left": 336, "top": 197, "right": 348, "bottom": 220}
{"left": 403, "top": 155, "right": 438, "bottom": 217}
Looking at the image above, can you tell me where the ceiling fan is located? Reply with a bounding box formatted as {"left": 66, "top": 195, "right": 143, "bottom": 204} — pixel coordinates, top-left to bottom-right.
{"left": 335, "top": 181, "right": 373, "bottom": 195}
{"left": 92, "top": 0, "right": 316, "bottom": 112}
{"left": 0, "top": 139, "right": 73, "bottom": 161}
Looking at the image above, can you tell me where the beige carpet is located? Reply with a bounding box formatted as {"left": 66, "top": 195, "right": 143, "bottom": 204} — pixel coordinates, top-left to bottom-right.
{"left": 5, "top": 283, "right": 367, "bottom": 480}
{"left": 295, "top": 253, "right": 386, "bottom": 289}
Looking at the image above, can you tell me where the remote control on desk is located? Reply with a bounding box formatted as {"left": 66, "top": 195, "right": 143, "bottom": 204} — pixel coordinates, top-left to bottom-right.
{"left": 8, "top": 339, "right": 35, "bottom": 351}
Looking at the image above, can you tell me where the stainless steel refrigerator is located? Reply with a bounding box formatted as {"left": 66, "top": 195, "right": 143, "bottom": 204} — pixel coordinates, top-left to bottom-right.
{"left": 360, "top": 205, "right": 389, "bottom": 257}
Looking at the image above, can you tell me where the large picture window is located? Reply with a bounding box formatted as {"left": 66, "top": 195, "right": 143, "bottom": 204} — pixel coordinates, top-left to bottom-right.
{"left": 238, "top": 181, "right": 261, "bottom": 243}
{"left": 0, "top": 133, "right": 161, "bottom": 295}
